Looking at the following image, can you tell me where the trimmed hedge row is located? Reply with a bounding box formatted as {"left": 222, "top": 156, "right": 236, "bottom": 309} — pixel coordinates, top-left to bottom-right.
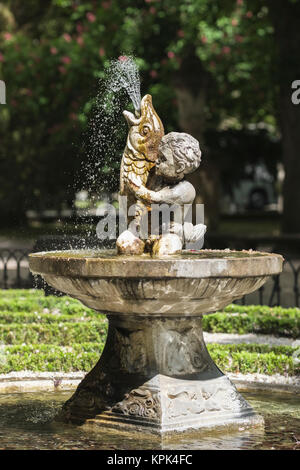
{"left": 224, "top": 304, "right": 300, "bottom": 317}
{"left": 202, "top": 312, "right": 300, "bottom": 338}
{"left": 209, "top": 347, "right": 297, "bottom": 376}
{"left": 0, "top": 322, "right": 107, "bottom": 345}
{"left": 0, "top": 311, "right": 104, "bottom": 324}
{"left": 0, "top": 342, "right": 298, "bottom": 375}
{"left": 0, "top": 295, "right": 97, "bottom": 317}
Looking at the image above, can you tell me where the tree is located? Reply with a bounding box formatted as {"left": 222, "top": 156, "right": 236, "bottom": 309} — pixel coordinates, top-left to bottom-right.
{"left": 0, "top": 0, "right": 294, "bottom": 232}
{"left": 267, "top": 0, "right": 300, "bottom": 233}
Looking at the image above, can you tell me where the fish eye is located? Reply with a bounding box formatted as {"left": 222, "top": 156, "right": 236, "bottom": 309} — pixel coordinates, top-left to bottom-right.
{"left": 142, "top": 126, "right": 150, "bottom": 135}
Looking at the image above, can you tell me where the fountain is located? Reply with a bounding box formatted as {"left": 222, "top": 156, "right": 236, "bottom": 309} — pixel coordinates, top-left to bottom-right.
{"left": 29, "top": 58, "right": 283, "bottom": 436}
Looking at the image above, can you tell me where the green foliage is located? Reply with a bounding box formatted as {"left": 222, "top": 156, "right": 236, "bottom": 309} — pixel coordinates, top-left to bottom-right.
{"left": 0, "top": 289, "right": 100, "bottom": 316}
{"left": 0, "top": 311, "right": 97, "bottom": 324}
{"left": 208, "top": 345, "right": 298, "bottom": 376}
{"left": 203, "top": 305, "right": 300, "bottom": 338}
{"left": 0, "top": 0, "right": 280, "bottom": 222}
{"left": 0, "top": 321, "right": 107, "bottom": 345}
{"left": 0, "top": 343, "right": 100, "bottom": 373}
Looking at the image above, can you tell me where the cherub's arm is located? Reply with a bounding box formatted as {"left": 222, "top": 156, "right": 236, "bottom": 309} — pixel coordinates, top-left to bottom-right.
{"left": 127, "top": 173, "right": 195, "bottom": 205}
{"left": 135, "top": 184, "right": 175, "bottom": 204}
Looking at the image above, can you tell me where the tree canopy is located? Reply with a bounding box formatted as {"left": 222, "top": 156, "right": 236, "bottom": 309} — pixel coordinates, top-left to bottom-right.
{"left": 0, "top": 0, "right": 298, "bottom": 230}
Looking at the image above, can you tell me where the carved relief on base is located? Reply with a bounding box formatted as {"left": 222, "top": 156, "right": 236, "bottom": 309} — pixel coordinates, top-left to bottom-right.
{"left": 165, "top": 379, "right": 250, "bottom": 421}
{"left": 112, "top": 387, "right": 160, "bottom": 420}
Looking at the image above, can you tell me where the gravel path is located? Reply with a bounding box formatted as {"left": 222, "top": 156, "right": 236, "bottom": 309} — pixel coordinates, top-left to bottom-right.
{"left": 203, "top": 332, "right": 300, "bottom": 347}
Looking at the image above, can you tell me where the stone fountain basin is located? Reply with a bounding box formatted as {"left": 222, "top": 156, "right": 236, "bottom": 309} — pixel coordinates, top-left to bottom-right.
{"left": 29, "top": 249, "right": 283, "bottom": 316}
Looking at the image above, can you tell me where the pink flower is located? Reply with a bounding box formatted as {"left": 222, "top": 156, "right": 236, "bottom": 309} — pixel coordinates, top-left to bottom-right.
{"left": 246, "top": 11, "right": 253, "bottom": 18}
{"left": 3, "top": 32, "right": 12, "bottom": 41}
{"left": 167, "top": 51, "right": 175, "bottom": 59}
{"left": 50, "top": 47, "right": 58, "bottom": 55}
{"left": 76, "top": 24, "right": 83, "bottom": 34}
{"left": 145, "top": 0, "right": 152, "bottom": 3}
{"left": 99, "top": 47, "right": 105, "bottom": 57}
{"left": 201, "top": 36, "right": 207, "bottom": 44}
{"left": 0, "top": 53, "right": 4, "bottom": 62}
{"left": 231, "top": 18, "right": 238, "bottom": 26}
{"left": 149, "top": 7, "right": 156, "bottom": 14}
{"left": 76, "top": 36, "right": 84, "bottom": 46}
{"left": 61, "top": 56, "right": 71, "bottom": 64}
{"left": 149, "top": 69, "right": 158, "bottom": 78}
{"left": 86, "top": 12, "right": 96, "bottom": 22}
{"left": 118, "top": 55, "right": 128, "bottom": 62}
{"left": 177, "top": 29, "right": 185, "bottom": 38}
{"left": 63, "top": 33, "right": 72, "bottom": 43}
{"left": 58, "top": 65, "right": 67, "bottom": 74}
{"left": 222, "top": 46, "right": 231, "bottom": 54}
{"left": 237, "top": 0, "right": 243, "bottom": 5}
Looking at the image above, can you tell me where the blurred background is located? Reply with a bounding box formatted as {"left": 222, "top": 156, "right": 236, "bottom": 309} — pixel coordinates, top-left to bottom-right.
{"left": 0, "top": 0, "right": 300, "bottom": 306}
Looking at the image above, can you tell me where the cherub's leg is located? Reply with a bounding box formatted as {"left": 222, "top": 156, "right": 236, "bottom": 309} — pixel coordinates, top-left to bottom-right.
{"left": 116, "top": 198, "right": 148, "bottom": 256}
{"left": 152, "top": 233, "right": 182, "bottom": 256}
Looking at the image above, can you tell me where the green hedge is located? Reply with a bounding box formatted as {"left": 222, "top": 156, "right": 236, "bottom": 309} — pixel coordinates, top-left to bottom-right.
{"left": 0, "top": 322, "right": 107, "bottom": 345}
{"left": 0, "top": 294, "right": 97, "bottom": 317}
{"left": 0, "top": 342, "right": 298, "bottom": 376}
{"left": 202, "top": 310, "right": 300, "bottom": 338}
{"left": 0, "top": 311, "right": 103, "bottom": 324}
{"left": 208, "top": 345, "right": 298, "bottom": 376}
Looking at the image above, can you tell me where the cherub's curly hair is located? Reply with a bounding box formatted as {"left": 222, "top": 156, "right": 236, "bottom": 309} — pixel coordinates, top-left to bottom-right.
{"left": 159, "top": 132, "right": 202, "bottom": 175}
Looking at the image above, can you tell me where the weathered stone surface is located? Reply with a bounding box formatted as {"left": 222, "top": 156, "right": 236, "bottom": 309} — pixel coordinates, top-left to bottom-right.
{"left": 35, "top": 272, "right": 271, "bottom": 316}
{"left": 29, "top": 249, "right": 283, "bottom": 278}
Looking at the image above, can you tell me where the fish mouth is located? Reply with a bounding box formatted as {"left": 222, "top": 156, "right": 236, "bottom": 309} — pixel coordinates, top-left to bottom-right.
{"left": 123, "top": 94, "right": 153, "bottom": 125}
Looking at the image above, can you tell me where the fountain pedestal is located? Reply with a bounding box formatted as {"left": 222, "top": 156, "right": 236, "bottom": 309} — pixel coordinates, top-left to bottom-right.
{"left": 29, "top": 249, "right": 283, "bottom": 436}
{"left": 60, "top": 315, "right": 262, "bottom": 434}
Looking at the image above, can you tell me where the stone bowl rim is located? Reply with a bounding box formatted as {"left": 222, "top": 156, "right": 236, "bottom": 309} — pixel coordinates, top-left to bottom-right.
{"left": 28, "top": 249, "right": 284, "bottom": 279}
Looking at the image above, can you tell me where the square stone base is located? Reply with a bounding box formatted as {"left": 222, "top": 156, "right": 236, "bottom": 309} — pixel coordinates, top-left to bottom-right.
{"left": 81, "top": 374, "right": 264, "bottom": 436}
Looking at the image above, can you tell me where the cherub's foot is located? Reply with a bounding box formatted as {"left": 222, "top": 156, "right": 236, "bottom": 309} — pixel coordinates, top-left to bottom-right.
{"left": 116, "top": 230, "right": 145, "bottom": 255}
{"left": 152, "top": 233, "right": 182, "bottom": 256}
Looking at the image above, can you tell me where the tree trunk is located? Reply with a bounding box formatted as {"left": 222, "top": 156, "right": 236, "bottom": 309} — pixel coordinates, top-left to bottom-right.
{"left": 268, "top": 0, "right": 300, "bottom": 233}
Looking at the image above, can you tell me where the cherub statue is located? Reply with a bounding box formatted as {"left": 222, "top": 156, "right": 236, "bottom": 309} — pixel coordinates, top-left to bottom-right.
{"left": 117, "top": 128, "right": 206, "bottom": 256}
{"left": 126, "top": 132, "right": 206, "bottom": 255}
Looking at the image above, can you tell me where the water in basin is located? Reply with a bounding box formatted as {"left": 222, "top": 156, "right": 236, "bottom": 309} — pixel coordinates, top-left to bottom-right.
{"left": 0, "top": 390, "right": 299, "bottom": 450}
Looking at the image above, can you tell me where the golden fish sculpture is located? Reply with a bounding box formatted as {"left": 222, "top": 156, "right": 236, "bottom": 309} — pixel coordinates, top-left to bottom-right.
{"left": 118, "top": 94, "right": 164, "bottom": 253}
{"left": 120, "top": 94, "right": 164, "bottom": 197}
